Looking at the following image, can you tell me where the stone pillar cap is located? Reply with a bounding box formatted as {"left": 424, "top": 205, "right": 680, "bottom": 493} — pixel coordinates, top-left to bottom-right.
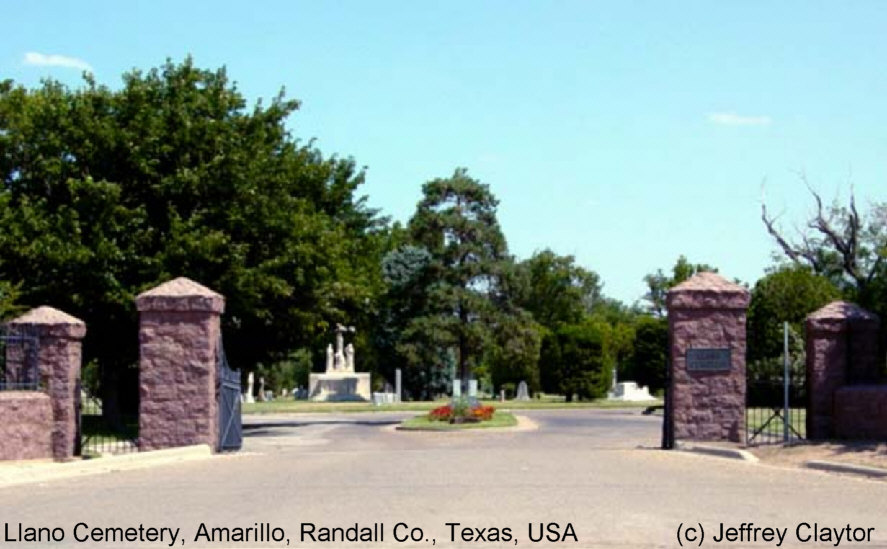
{"left": 136, "top": 277, "right": 225, "bottom": 313}
{"left": 666, "top": 272, "right": 749, "bottom": 310}
{"left": 807, "top": 300, "right": 878, "bottom": 322}
{"left": 6, "top": 306, "right": 86, "bottom": 338}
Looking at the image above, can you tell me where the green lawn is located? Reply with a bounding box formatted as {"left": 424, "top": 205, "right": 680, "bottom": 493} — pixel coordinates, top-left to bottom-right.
{"left": 242, "top": 397, "right": 662, "bottom": 415}
{"left": 399, "top": 411, "right": 519, "bottom": 431}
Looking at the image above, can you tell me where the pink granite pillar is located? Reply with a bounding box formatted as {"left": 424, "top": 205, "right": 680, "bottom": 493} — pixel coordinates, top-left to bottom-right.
{"left": 7, "top": 306, "right": 86, "bottom": 460}
{"left": 805, "top": 301, "right": 880, "bottom": 440}
{"left": 667, "top": 272, "right": 750, "bottom": 443}
{"left": 136, "top": 277, "right": 224, "bottom": 452}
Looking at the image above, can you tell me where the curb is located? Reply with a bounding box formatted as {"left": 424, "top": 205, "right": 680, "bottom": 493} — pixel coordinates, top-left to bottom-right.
{"left": 805, "top": 460, "right": 887, "bottom": 479}
{"left": 675, "top": 443, "right": 759, "bottom": 463}
{"left": 0, "top": 444, "right": 214, "bottom": 488}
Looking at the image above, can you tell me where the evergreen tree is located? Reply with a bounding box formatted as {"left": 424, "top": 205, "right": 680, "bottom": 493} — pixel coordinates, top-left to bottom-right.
{"left": 406, "top": 168, "right": 508, "bottom": 389}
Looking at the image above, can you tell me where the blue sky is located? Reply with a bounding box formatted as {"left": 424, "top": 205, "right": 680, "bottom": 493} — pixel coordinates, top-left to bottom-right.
{"left": 3, "top": 1, "right": 886, "bottom": 304}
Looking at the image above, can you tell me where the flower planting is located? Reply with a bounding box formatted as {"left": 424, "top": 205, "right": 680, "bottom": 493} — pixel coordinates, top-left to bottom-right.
{"left": 427, "top": 399, "right": 496, "bottom": 424}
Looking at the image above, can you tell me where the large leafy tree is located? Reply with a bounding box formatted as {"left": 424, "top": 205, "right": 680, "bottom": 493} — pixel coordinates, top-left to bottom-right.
{"left": 406, "top": 168, "right": 508, "bottom": 389}
{"left": 747, "top": 265, "right": 840, "bottom": 369}
{"left": 512, "top": 249, "right": 602, "bottom": 329}
{"left": 540, "top": 321, "right": 612, "bottom": 402}
{"left": 0, "top": 59, "right": 385, "bottom": 389}
{"left": 624, "top": 316, "right": 667, "bottom": 393}
{"left": 642, "top": 255, "right": 717, "bottom": 316}
{"left": 487, "top": 308, "right": 542, "bottom": 395}
{"left": 375, "top": 244, "right": 447, "bottom": 398}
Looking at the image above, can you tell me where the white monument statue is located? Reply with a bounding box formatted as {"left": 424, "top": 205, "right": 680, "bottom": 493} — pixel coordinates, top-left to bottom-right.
{"left": 308, "top": 323, "right": 371, "bottom": 401}
{"left": 607, "top": 381, "right": 657, "bottom": 402}
{"left": 345, "top": 343, "right": 355, "bottom": 372}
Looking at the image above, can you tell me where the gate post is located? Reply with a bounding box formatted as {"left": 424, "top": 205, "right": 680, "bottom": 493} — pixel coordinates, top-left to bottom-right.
{"left": 7, "top": 306, "right": 85, "bottom": 460}
{"left": 136, "top": 277, "right": 224, "bottom": 452}
{"left": 805, "top": 301, "right": 880, "bottom": 439}
{"left": 666, "top": 272, "right": 749, "bottom": 443}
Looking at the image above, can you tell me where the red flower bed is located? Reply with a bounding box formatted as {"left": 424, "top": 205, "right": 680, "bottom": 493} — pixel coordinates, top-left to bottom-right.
{"left": 471, "top": 405, "right": 496, "bottom": 421}
{"left": 428, "top": 405, "right": 454, "bottom": 421}
{"left": 427, "top": 403, "right": 495, "bottom": 422}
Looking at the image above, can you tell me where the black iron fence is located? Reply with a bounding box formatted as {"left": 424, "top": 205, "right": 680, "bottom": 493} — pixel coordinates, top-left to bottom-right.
{"left": 746, "top": 321, "right": 807, "bottom": 445}
{"left": 77, "top": 365, "right": 140, "bottom": 456}
{"left": 746, "top": 377, "right": 806, "bottom": 445}
{"left": 0, "top": 327, "right": 41, "bottom": 391}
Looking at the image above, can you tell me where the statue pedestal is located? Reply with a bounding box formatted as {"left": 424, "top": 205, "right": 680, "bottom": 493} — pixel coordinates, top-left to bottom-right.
{"left": 308, "top": 372, "right": 371, "bottom": 402}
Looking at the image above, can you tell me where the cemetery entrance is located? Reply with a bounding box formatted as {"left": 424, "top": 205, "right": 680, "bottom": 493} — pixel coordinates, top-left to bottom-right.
{"left": 745, "top": 321, "right": 806, "bottom": 445}
{"left": 78, "top": 364, "right": 140, "bottom": 455}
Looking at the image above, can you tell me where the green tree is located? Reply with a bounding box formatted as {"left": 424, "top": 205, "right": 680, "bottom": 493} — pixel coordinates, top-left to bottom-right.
{"left": 513, "top": 249, "right": 602, "bottom": 328}
{"left": 643, "top": 255, "right": 717, "bottom": 316}
{"left": 0, "top": 59, "right": 386, "bottom": 394}
{"left": 0, "top": 280, "right": 22, "bottom": 320}
{"left": 747, "top": 265, "right": 840, "bottom": 366}
{"left": 540, "top": 321, "right": 612, "bottom": 401}
{"left": 625, "top": 316, "right": 668, "bottom": 393}
{"left": 488, "top": 307, "right": 543, "bottom": 396}
{"left": 375, "top": 244, "right": 448, "bottom": 398}
{"left": 406, "top": 168, "right": 508, "bottom": 389}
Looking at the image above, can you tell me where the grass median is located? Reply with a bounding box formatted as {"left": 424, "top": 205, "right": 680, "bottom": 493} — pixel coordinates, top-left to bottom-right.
{"left": 399, "top": 411, "right": 519, "bottom": 431}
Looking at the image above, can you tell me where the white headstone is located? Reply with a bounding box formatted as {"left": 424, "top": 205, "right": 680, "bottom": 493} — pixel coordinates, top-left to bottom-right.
{"left": 468, "top": 379, "right": 478, "bottom": 398}
{"left": 452, "top": 379, "right": 461, "bottom": 399}
{"left": 395, "top": 368, "right": 402, "bottom": 403}
{"left": 245, "top": 372, "right": 255, "bottom": 404}
{"left": 516, "top": 380, "right": 530, "bottom": 401}
{"left": 326, "top": 344, "right": 334, "bottom": 372}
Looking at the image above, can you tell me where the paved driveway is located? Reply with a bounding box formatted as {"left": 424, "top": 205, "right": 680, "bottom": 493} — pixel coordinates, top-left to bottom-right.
{"left": 1, "top": 409, "right": 885, "bottom": 548}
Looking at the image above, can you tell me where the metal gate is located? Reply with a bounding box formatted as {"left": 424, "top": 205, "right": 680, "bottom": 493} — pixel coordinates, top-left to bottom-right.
{"left": 217, "top": 336, "right": 242, "bottom": 451}
{"left": 78, "top": 364, "right": 140, "bottom": 456}
{"left": 746, "top": 322, "right": 807, "bottom": 445}
{"left": 661, "top": 356, "right": 674, "bottom": 449}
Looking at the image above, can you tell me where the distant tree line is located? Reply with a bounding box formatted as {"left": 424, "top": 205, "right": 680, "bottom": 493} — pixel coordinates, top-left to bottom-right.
{"left": 2, "top": 58, "right": 884, "bottom": 405}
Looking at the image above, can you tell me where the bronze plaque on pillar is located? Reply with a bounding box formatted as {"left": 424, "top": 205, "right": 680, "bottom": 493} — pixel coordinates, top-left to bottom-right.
{"left": 686, "top": 348, "right": 731, "bottom": 372}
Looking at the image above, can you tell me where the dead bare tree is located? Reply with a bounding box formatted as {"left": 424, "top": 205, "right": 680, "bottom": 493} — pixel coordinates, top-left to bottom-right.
{"left": 761, "top": 176, "right": 884, "bottom": 298}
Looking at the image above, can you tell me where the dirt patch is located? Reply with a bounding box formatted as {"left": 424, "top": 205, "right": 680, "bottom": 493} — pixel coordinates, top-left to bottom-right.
{"left": 749, "top": 441, "right": 887, "bottom": 471}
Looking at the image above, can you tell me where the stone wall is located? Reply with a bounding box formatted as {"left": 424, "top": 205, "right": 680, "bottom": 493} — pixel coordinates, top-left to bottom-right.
{"left": 137, "top": 278, "right": 224, "bottom": 452}
{"left": 5, "top": 307, "right": 85, "bottom": 460}
{"left": 0, "top": 392, "right": 53, "bottom": 460}
{"left": 667, "top": 272, "right": 749, "bottom": 443}
{"left": 806, "top": 301, "right": 881, "bottom": 440}
{"left": 833, "top": 385, "right": 887, "bottom": 440}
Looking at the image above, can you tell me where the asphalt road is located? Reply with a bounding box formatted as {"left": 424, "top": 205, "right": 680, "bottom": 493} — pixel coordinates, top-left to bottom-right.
{"left": 1, "top": 409, "right": 886, "bottom": 549}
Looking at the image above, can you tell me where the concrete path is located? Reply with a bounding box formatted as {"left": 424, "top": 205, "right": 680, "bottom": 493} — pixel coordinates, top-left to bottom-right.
{"left": 1, "top": 409, "right": 885, "bottom": 548}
